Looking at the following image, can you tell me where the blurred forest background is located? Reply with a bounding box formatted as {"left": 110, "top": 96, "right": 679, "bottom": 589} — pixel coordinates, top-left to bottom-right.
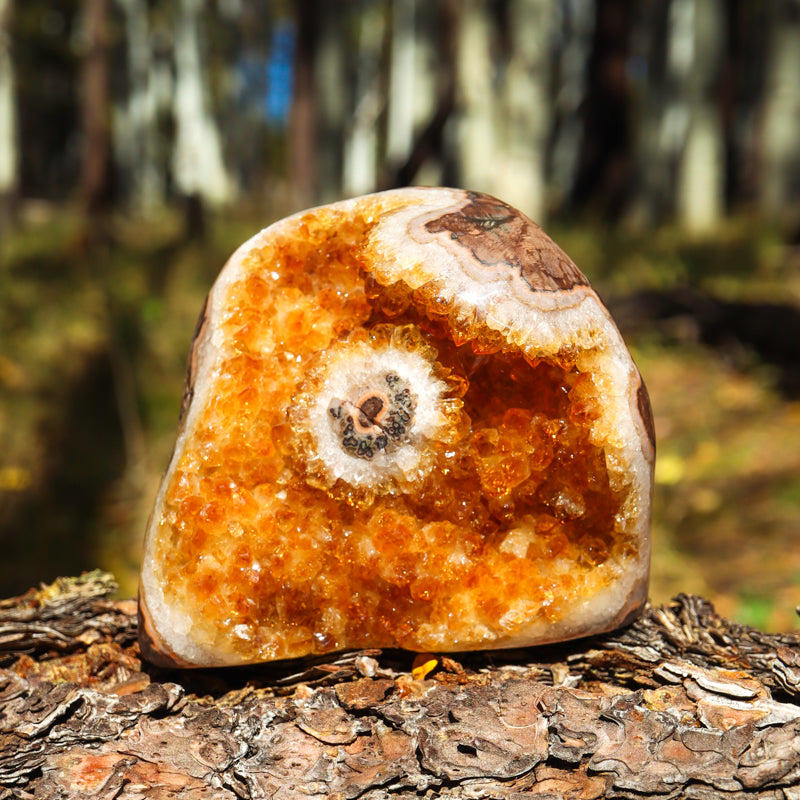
{"left": 0, "top": 0, "right": 799, "bottom": 630}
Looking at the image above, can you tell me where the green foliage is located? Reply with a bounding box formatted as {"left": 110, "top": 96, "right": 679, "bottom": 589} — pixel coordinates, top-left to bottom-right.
{"left": 552, "top": 216, "right": 794, "bottom": 301}
{"left": 736, "top": 594, "right": 777, "bottom": 631}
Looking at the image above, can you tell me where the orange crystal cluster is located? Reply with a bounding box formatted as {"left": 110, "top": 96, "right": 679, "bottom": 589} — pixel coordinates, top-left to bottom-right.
{"left": 151, "top": 207, "right": 634, "bottom": 662}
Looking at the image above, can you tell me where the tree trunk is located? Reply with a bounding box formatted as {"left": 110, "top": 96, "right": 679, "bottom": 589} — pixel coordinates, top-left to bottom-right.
{"left": 2, "top": 572, "right": 799, "bottom": 798}
{"left": 0, "top": 0, "right": 17, "bottom": 230}
{"left": 493, "top": 0, "right": 554, "bottom": 223}
{"left": 172, "top": 0, "right": 232, "bottom": 233}
{"left": 675, "top": 0, "right": 726, "bottom": 233}
{"left": 116, "top": 0, "right": 165, "bottom": 213}
{"left": 385, "top": 0, "right": 416, "bottom": 170}
{"left": 571, "top": 0, "right": 634, "bottom": 219}
{"left": 314, "top": 2, "right": 346, "bottom": 203}
{"left": 759, "top": 0, "right": 800, "bottom": 219}
{"left": 79, "top": 0, "right": 113, "bottom": 216}
{"left": 454, "top": 0, "right": 496, "bottom": 196}
{"left": 381, "top": 0, "right": 457, "bottom": 190}
{"left": 289, "top": 0, "right": 318, "bottom": 209}
{"left": 342, "top": 1, "right": 387, "bottom": 198}
{"left": 548, "top": 0, "right": 594, "bottom": 209}
{"left": 628, "top": 1, "right": 672, "bottom": 226}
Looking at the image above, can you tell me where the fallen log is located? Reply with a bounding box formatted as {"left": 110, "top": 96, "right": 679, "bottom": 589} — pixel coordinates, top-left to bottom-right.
{"left": 0, "top": 571, "right": 798, "bottom": 799}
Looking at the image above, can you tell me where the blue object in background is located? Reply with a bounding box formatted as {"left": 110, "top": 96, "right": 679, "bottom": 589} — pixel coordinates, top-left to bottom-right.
{"left": 265, "top": 20, "right": 295, "bottom": 126}
{"left": 234, "top": 19, "right": 295, "bottom": 127}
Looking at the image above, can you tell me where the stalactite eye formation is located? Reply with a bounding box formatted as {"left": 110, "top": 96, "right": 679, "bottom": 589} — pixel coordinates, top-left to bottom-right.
{"left": 138, "top": 188, "right": 655, "bottom": 668}
{"left": 288, "top": 324, "right": 464, "bottom": 499}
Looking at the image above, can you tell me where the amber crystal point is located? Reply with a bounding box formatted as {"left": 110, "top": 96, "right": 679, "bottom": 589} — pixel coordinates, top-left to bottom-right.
{"left": 138, "top": 188, "right": 655, "bottom": 667}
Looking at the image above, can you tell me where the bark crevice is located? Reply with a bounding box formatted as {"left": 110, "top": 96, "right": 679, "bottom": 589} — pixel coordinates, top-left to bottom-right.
{"left": 0, "top": 572, "right": 798, "bottom": 799}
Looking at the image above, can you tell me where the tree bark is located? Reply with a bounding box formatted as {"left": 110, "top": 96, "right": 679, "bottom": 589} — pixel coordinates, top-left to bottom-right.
{"left": 493, "top": 0, "right": 554, "bottom": 223}
{"left": 1, "top": 572, "right": 799, "bottom": 799}
{"left": 675, "top": 0, "right": 726, "bottom": 233}
{"left": 172, "top": 0, "right": 233, "bottom": 228}
{"left": 454, "top": 0, "right": 496, "bottom": 197}
{"left": 313, "top": 2, "right": 345, "bottom": 204}
{"left": 288, "top": 0, "right": 319, "bottom": 209}
{"left": 385, "top": 0, "right": 416, "bottom": 168}
{"left": 548, "top": 0, "right": 594, "bottom": 210}
{"left": 381, "top": 0, "right": 457, "bottom": 190}
{"left": 571, "top": 0, "right": 634, "bottom": 219}
{"left": 759, "top": 0, "right": 800, "bottom": 219}
{"left": 342, "top": 1, "right": 387, "bottom": 198}
{"left": 628, "top": 1, "right": 672, "bottom": 226}
{"left": 79, "top": 0, "right": 114, "bottom": 216}
{"left": 116, "top": 0, "right": 166, "bottom": 213}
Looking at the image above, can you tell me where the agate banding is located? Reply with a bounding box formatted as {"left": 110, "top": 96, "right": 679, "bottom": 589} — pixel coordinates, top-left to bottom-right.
{"left": 138, "top": 188, "right": 655, "bottom": 668}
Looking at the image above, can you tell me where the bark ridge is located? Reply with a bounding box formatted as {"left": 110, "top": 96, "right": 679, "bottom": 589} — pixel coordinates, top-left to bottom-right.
{"left": 1, "top": 571, "right": 799, "bottom": 799}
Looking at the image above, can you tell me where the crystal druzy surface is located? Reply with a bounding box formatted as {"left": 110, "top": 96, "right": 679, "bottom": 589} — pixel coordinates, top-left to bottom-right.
{"left": 139, "top": 188, "right": 655, "bottom": 667}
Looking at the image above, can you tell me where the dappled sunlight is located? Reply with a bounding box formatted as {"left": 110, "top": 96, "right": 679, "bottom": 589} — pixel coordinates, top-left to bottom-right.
{"left": 639, "top": 342, "right": 800, "bottom": 632}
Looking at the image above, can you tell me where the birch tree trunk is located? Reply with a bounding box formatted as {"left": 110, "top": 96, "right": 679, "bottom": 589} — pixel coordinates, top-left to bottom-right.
{"left": 385, "top": 0, "right": 416, "bottom": 170}
{"left": 342, "top": 1, "right": 386, "bottom": 197}
{"left": 0, "top": 0, "right": 17, "bottom": 228}
{"left": 493, "top": 0, "right": 554, "bottom": 223}
{"left": 172, "top": 0, "right": 233, "bottom": 220}
{"left": 115, "top": 0, "right": 166, "bottom": 213}
{"left": 407, "top": 1, "right": 448, "bottom": 187}
{"left": 675, "top": 0, "right": 726, "bottom": 233}
{"left": 454, "top": 0, "right": 496, "bottom": 196}
{"left": 382, "top": 0, "right": 456, "bottom": 190}
{"left": 759, "top": 0, "right": 800, "bottom": 218}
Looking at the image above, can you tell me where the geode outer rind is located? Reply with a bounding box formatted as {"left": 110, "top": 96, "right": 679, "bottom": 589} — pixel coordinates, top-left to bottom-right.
{"left": 138, "top": 187, "right": 655, "bottom": 668}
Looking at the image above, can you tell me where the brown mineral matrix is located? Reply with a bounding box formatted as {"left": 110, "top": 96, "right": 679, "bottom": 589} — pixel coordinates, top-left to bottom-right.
{"left": 138, "top": 188, "right": 655, "bottom": 667}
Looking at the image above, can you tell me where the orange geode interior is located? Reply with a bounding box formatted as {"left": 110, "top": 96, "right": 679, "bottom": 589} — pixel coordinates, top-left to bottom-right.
{"left": 152, "top": 207, "right": 635, "bottom": 661}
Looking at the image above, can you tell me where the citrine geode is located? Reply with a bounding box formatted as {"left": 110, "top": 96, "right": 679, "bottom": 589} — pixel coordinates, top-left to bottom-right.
{"left": 138, "top": 188, "right": 655, "bottom": 667}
